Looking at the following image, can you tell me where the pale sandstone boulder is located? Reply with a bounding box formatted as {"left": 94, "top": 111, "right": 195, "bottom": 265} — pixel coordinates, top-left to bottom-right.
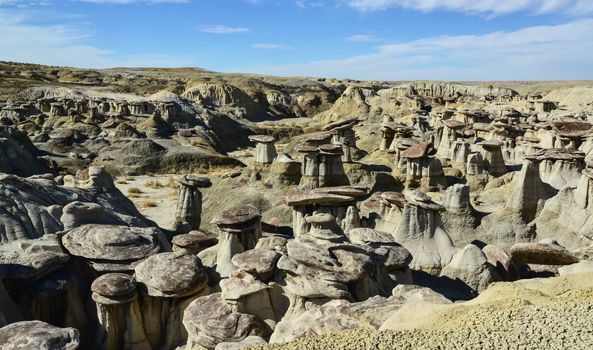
{"left": 536, "top": 168, "right": 593, "bottom": 249}
{"left": 60, "top": 201, "right": 125, "bottom": 230}
{"left": 214, "top": 336, "right": 266, "bottom": 350}
{"left": 440, "top": 244, "right": 503, "bottom": 296}
{"left": 231, "top": 249, "right": 280, "bottom": 281}
{"left": 479, "top": 156, "right": 551, "bottom": 247}
{"left": 183, "top": 293, "right": 264, "bottom": 350}
{"left": 440, "top": 184, "right": 480, "bottom": 245}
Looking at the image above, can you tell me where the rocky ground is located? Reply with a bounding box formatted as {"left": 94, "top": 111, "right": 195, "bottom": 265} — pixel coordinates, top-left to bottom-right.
{"left": 2, "top": 61, "right": 593, "bottom": 350}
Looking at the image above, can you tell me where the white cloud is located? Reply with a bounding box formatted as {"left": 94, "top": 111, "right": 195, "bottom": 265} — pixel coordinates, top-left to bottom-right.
{"left": 237, "top": 19, "right": 593, "bottom": 80}
{"left": 197, "top": 25, "right": 250, "bottom": 34}
{"left": 252, "top": 43, "right": 293, "bottom": 50}
{"left": 0, "top": 0, "right": 188, "bottom": 5}
{"left": 0, "top": 9, "right": 197, "bottom": 68}
{"left": 296, "top": 0, "right": 325, "bottom": 8}
{"left": 344, "top": 0, "right": 593, "bottom": 15}
{"left": 77, "top": 0, "right": 189, "bottom": 3}
{"left": 344, "top": 34, "right": 379, "bottom": 42}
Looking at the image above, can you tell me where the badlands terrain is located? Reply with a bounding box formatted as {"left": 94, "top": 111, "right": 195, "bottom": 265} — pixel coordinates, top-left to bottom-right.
{"left": 1, "top": 61, "right": 593, "bottom": 349}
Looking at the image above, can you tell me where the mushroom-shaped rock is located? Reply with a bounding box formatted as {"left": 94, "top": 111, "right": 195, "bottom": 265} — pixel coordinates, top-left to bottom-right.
{"left": 552, "top": 121, "right": 593, "bottom": 139}
{"left": 134, "top": 252, "right": 209, "bottom": 350}
{"left": 91, "top": 273, "right": 137, "bottom": 305}
{"left": 91, "top": 273, "right": 152, "bottom": 350}
{"left": 200, "top": 205, "right": 262, "bottom": 277}
{"left": 0, "top": 321, "right": 80, "bottom": 350}
{"left": 174, "top": 175, "right": 212, "bottom": 233}
{"left": 393, "top": 191, "right": 457, "bottom": 273}
{"left": 305, "top": 213, "right": 347, "bottom": 243}
{"left": 135, "top": 251, "right": 208, "bottom": 298}
{"left": 478, "top": 140, "right": 507, "bottom": 176}
{"left": 183, "top": 293, "right": 264, "bottom": 350}
{"left": 285, "top": 186, "right": 366, "bottom": 238}
{"left": 220, "top": 270, "right": 277, "bottom": 334}
{"left": 510, "top": 242, "right": 579, "bottom": 265}
{"left": 62, "top": 224, "right": 164, "bottom": 272}
{"left": 249, "top": 135, "right": 277, "bottom": 165}
{"left": 534, "top": 148, "right": 585, "bottom": 190}
{"left": 297, "top": 142, "right": 349, "bottom": 189}
{"left": 172, "top": 231, "right": 218, "bottom": 254}
{"left": 212, "top": 204, "right": 261, "bottom": 228}
{"left": 400, "top": 142, "right": 431, "bottom": 159}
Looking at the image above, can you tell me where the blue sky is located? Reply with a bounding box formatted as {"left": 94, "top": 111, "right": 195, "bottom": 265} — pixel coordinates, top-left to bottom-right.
{"left": 1, "top": 0, "right": 593, "bottom": 80}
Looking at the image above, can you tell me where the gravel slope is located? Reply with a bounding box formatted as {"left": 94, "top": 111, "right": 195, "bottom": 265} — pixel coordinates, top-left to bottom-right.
{"left": 255, "top": 273, "right": 593, "bottom": 350}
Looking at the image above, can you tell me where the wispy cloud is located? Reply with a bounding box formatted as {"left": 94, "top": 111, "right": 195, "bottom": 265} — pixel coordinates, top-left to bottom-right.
{"left": 344, "top": 34, "right": 379, "bottom": 42}
{"left": 75, "top": 0, "right": 190, "bottom": 3}
{"left": 0, "top": 8, "right": 197, "bottom": 67}
{"left": 0, "top": 0, "right": 188, "bottom": 4}
{"left": 344, "top": 0, "right": 593, "bottom": 16}
{"left": 296, "top": 0, "right": 325, "bottom": 8}
{"left": 197, "top": 24, "right": 250, "bottom": 34}
{"left": 239, "top": 19, "right": 593, "bottom": 80}
{"left": 252, "top": 43, "right": 293, "bottom": 50}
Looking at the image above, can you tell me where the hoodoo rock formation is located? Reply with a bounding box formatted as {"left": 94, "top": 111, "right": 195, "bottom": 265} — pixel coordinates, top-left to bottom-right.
{"left": 2, "top": 63, "right": 593, "bottom": 349}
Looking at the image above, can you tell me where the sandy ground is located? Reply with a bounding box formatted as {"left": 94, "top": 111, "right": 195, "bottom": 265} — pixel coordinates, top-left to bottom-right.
{"left": 114, "top": 171, "right": 293, "bottom": 234}
{"left": 255, "top": 272, "right": 593, "bottom": 350}
{"left": 114, "top": 175, "right": 178, "bottom": 230}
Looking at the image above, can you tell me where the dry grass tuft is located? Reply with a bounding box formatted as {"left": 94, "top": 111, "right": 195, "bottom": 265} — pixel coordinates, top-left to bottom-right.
{"left": 127, "top": 187, "right": 142, "bottom": 197}
{"left": 145, "top": 180, "right": 164, "bottom": 189}
{"left": 142, "top": 199, "right": 158, "bottom": 208}
{"left": 167, "top": 178, "right": 178, "bottom": 189}
{"left": 116, "top": 179, "right": 128, "bottom": 184}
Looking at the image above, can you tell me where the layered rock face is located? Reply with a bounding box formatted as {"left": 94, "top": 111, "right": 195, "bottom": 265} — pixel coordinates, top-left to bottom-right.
{"left": 0, "top": 320, "right": 80, "bottom": 350}
{"left": 0, "top": 168, "right": 152, "bottom": 243}
{"left": 479, "top": 156, "right": 551, "bottom": 247}
{"left": 0, "top": 126, "right": 49, "bottom": 176}
{"left": 393, "top": 191, "right": 458, "bottom": 273}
